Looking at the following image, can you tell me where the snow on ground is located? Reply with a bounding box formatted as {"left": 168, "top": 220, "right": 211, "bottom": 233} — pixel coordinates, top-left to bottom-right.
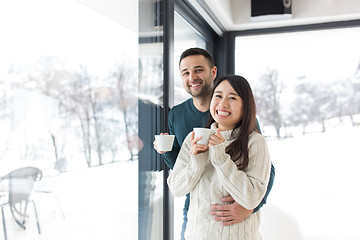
{"left": 262, "top": 125, "right": 360, "bottom": 240}
{"left": 2, "top": 125, "right": 360, "bottom": 240}
{"left": 174, "top": 124, "right": 360, "bottom": 240}
{"left": 1, "top": 160, "right": 138, "bottom": 240}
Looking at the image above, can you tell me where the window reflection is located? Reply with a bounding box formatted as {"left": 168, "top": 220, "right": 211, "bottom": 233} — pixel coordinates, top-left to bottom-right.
{"left": 138, "top": 45, "right": 165, "bottom": 240}
{"left": 235, "top": 27, "right": 360, "bottom": 239}
{"left": 138, "top": 0, "right": 166, "bottom": 239}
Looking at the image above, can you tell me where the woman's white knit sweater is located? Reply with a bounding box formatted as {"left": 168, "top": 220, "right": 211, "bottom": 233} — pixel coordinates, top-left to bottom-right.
{"left": 167, "top": 123, "right": 271, "bottom": 240}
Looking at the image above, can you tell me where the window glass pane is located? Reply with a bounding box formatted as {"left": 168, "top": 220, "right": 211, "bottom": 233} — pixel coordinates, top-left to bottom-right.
{"left": 174, "top": 12, "right": 206, "bottom": 106}
{"left": 0, "top": 0, "right": 138, "bottom": 239}
{"left": 173, "top": 11, "right": 207, "bottom": 240}
{"left": 235, "top": 27, "right": 360, "bottom": 239}
{"left": 138, "top": 0, "right": 165, "bottom": 239}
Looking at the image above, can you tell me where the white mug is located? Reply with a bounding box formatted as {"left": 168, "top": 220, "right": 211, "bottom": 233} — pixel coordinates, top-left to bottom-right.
{"left": 193, "top": 128, "right": 216, "bottom": 145}
{"left": 155, "top": 135, "right": 175, "bottom": 151}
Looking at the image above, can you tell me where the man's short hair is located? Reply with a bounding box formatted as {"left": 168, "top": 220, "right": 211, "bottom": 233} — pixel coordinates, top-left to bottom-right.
{"left": 179, "top": 47, "right": 214, "bottom": 68}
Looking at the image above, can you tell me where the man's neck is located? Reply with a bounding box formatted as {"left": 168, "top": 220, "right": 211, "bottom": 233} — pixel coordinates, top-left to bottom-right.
{"left": 192, "top": 95, "right": 211, "bottom": 112}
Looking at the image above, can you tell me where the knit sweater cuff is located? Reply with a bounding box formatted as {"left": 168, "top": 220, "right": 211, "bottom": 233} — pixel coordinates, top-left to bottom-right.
{"left": 209, "top": 141, "right": 227, "bottom": 166}
{"left": 191, "top": 152, "right": 208, "bottom": 171}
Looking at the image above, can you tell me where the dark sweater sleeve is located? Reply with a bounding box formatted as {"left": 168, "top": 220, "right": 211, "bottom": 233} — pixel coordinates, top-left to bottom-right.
{"left": 162, "top": 142, "right": 180, "bottom": 170}
{"left": 253, "top": 163, "right": 275, "bottom": 213}
{"left": 253, "top": 118, "right": 275, "bottom": 213}
{"left": 162, "top": 109, "right": 180, "bottom": 170}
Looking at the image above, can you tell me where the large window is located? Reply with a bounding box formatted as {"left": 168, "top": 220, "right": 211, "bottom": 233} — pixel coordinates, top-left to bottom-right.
{"left": 0, "top": 0, "right": 138, "bottom": 239}
{"left": 173, "top": 11, "right": 207, "bottom": 240}
{"left": 235, "top": 26, "right": 360, "bottom": 240}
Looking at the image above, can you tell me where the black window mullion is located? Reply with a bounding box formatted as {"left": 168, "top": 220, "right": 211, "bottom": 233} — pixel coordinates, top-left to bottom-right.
{"left": 163, "top": 0, "right": 174, "bottom": 240}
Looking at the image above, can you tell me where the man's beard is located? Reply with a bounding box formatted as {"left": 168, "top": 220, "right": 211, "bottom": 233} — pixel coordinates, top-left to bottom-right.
{"left": 188, "top": 85, "right": 211, "bottom": 97}
{"left": 187, "top": 77, "right": 213, "bottom": 98}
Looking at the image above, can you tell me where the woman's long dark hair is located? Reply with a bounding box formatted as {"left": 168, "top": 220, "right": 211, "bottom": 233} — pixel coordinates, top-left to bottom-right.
{"left": 207, "top": 75, "right": 258, "bottom": 171}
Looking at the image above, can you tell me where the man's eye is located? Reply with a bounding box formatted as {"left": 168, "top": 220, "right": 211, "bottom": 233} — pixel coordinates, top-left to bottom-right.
{"left": 182, "top": 72, "right": 189, "bottom": 76}
{"left": 195, "top": 69, "right": 203, "bottom": 73}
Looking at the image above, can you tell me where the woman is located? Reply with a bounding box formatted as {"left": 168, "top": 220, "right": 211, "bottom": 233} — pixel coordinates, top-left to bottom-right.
{"left": 167, "top": 75, "right": 271, "bottom": 240}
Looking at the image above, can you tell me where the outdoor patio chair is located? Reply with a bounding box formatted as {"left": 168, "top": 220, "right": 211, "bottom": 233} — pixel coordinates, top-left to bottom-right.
{"left": 0, "top": 167, "right": 42, "bottom": 240}
{"left": 33, "top": 167, "right": 66, "bottom": 219}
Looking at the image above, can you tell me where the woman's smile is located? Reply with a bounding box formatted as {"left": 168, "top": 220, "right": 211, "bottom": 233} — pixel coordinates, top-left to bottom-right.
{"left": 216, "top": 109, "right": 231, "bottom": 117}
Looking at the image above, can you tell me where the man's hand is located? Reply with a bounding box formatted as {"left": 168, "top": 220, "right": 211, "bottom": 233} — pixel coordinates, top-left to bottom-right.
{"left": 210, "top": 196, "right": 253, "bottom": 226}
{"left": 153, "top": 133, "right": 168, "bottom": 154}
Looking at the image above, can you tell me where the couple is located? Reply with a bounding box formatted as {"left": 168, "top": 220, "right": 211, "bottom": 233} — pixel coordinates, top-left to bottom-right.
{"left": 154, "top": 48, "right": 275, "bottom": 240}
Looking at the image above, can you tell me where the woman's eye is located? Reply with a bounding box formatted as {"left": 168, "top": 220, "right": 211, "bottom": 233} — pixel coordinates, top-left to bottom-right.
{"left": 215, "top": 94, "right": 222, "bottom": 98}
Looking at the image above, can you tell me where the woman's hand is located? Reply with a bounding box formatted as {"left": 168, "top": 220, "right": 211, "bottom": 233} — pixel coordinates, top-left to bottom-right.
{"left": 190, "top": 131, "right": 209, "bottom": 155}
{"left": 208, "top": 129, "right": 225, "bottom": 147}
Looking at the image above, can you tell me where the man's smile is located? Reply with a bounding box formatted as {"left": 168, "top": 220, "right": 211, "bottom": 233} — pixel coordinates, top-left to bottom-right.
{"left": 189, "top": 81, "right": 202, "bottom": 89}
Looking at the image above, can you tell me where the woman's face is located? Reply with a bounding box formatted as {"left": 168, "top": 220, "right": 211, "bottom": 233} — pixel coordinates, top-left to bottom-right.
{"left": 210, "top": 80, "right": 243, "bottom": 131}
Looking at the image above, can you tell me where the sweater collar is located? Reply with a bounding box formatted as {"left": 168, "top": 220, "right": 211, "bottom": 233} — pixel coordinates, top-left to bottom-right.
{"left": 210, "top": 122, "right": 237, "bottom": 140}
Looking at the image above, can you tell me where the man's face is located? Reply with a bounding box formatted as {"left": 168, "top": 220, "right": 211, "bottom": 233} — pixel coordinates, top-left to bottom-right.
{"left": 179, "top": 55, "right": 217, "bottom": 98}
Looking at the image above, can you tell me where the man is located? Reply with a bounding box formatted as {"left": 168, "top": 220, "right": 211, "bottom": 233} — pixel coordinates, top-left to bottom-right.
{"left": 154, "top": 47, "right": 275, "bottom": 239}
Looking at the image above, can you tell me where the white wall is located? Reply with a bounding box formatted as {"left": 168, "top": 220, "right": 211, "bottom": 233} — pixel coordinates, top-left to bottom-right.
{"left": 75, "top": 0, "right": 138, "bottom": 33}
